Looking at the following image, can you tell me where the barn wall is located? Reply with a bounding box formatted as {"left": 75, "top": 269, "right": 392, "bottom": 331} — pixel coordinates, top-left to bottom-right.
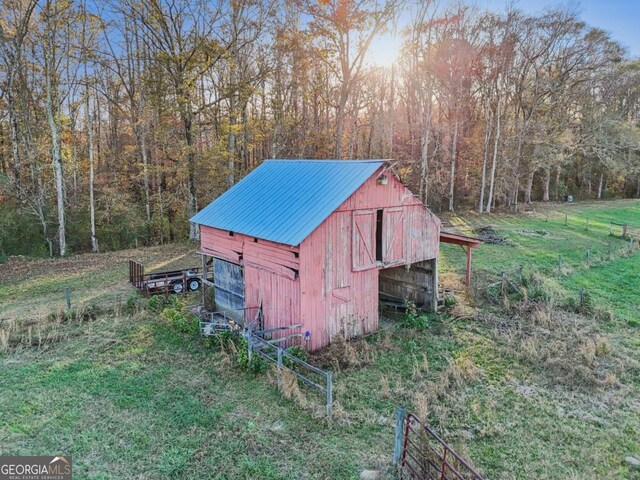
{"left": 339, "top": 172, "right": 441, "bottom": 263}
{"left": 299, "top": 210, "right": 378, "bottom": 350}
{"left": 300, "top": 172, "right": 441, "bottom": 351}
{"left": 200, "top": 226, "right": 301, "bottom": 336}
{"left": 379, "top": 259, "right": 436, "bottom": 308}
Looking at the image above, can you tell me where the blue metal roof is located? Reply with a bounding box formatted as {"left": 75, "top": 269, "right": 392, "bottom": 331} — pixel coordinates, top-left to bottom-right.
{"left": 190, "top": 159, "right": 386, "bottom": 246}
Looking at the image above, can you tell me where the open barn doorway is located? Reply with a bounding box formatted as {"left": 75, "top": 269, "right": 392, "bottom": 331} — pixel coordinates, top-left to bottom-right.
{"left": 378, "top": 259, "right": 438, "bottom": 313}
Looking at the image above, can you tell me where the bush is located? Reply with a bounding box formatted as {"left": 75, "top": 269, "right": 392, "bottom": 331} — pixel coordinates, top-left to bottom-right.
{"left": 235, "top": 336, "right": 267, "bottom": 373}
{"left": 148, "top": 295, "right": 181, "bottom": 313}
{"left": 286, "top": 345, "right": 308, "bottom": 361}
{"left": 160, "top": 307, "right": 198, "bottom": 335}
{"left": 402, "top": 301, "right": 431, "bottom": 329}
{"left": 123, "top": 292, "right": 142, "bottom": 315}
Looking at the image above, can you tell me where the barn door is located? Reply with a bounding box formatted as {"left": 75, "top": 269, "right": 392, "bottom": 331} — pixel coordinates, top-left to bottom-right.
{"left": 352, "top": 210, "right": 377, "bottom": 271}
{"left": 383, "top": 207, "right": 405, "bottom": 263}
{"left": 213, "top": 258, "right": 245, "bottom": 323}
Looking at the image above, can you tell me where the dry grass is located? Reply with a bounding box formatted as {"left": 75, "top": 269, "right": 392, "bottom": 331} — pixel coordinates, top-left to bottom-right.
{"left": 479, "top": 285, "right": 622, "bottom": 390}
{"left": 0, "top": 304, "right": 105, "bottom": 354}
{"left": 311, "top": 333, "right": 368, "bottom": 371}
{"left": 280, "top": 368, "right": 309, "bottom": 408}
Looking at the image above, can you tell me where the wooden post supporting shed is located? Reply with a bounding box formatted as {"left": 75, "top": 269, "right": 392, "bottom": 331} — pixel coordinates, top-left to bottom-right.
{"left": 439, "top": 231, "right": 482, "bottom": 285}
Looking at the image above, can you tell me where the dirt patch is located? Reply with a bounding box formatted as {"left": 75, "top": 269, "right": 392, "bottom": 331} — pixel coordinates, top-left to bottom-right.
{"left": 0, "top": 244, "right": 197, "bottom": 286}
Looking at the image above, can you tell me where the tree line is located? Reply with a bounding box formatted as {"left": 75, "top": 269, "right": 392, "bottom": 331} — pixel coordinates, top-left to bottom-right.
{"left": 1, "top": 0, "right": 639, "bottom": 258}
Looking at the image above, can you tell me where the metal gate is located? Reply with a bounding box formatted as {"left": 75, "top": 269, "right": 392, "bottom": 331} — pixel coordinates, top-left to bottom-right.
{"left": 213, "top": 258, "right": 245, "bottom": 323}
{"left": 394, "top": 410, "right": 485, "bottom": 480}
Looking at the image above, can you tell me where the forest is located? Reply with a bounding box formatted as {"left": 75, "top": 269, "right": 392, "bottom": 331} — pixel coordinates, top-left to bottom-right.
{"left": 1, "top": 0, "right": 639, "bottom": 258}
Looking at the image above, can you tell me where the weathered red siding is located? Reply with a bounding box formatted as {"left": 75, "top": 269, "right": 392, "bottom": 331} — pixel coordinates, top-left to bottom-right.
{"left": 299, "top": 171, "right": 440, "bottom": 350}
{"left": 200, "top": 169, "right": 440, "bottom": 352}
{"left": 200, "top": 226, "right": 301, "bottom": 337}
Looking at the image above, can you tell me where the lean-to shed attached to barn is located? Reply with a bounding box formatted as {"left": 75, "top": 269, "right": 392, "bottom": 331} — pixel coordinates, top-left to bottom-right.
{"left": 191, "top": 160, "right": 441, "bottom": 351}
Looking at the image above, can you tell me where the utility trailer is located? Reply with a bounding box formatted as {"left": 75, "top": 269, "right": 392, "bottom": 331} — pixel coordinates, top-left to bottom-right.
{"left": 128, "top": 260, "right": 207, "bottom": 296}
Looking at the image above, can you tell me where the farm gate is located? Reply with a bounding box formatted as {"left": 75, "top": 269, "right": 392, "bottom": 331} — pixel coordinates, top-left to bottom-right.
{"left": 394, "top": 409, "right": 485, "bottom": 480}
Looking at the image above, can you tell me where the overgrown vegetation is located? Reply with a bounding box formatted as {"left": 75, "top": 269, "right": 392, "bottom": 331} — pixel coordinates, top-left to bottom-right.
{"left": 1, "top": 200, "right": 639, "bottom": 479}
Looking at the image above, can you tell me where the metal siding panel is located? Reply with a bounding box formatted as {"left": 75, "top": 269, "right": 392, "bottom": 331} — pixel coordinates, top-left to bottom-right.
{"left": 213, "top": 259, "right": 244, "bottom": 322}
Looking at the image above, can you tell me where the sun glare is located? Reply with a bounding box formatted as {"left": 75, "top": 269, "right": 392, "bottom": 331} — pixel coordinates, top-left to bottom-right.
{"left": 367, "top": 32, "right": 402, "bottom": 68}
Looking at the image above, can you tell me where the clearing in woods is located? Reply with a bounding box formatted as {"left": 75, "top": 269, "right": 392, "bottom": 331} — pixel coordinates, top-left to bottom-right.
{"left": 1, "top": 199, "right": 639, "bottom": 479}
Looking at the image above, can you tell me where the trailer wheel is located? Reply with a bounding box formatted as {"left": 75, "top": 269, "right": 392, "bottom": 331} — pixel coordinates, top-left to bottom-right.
{"left": 187, "top": 279, "right": 201, "bottom": 292}
{"left": 171, "top": 281, "right": 185, "bottom": 294}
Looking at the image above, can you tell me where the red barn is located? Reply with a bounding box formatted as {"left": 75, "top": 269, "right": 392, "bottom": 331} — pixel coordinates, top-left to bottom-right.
{"left": 191, "top": 160, "right": 441, "bottom": 351}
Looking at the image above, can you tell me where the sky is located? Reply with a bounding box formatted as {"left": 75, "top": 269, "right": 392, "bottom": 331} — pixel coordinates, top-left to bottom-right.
{"left": 367, "top": 0, "right": 640, "bottom": 67}
{"left": 478, "top": 0, "right": 640, "bottom": 56}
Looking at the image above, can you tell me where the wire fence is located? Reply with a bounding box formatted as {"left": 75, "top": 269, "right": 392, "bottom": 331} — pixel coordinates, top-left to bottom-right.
{"left": 469, "top": 236, "right": 639, "bottom": 318}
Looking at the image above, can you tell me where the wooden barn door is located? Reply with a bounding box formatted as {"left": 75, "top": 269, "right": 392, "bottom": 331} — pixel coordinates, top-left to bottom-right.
{"left": 383, "top": 207, "right": 405, "bottom": 263}
{"left": 213, "top": 258, "right": 245, "bottom": 323}
{"left": 352, "top": 210, "right": 377, "bottom": 271}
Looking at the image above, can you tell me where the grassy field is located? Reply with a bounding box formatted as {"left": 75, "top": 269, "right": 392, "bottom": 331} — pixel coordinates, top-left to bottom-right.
{"left": 440, "top": 199, "right": 640, "bottom": 321}
{"left": 1, "top": 200, "right": 639, "bottom": 479}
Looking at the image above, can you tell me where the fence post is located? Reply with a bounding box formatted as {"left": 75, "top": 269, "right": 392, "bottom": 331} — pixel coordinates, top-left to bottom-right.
{"left": 586, "top": 249, "right": 590, "bottom": 264}
{"left": 247, "top": 333, "right": 253, "bottom": 363}
{"left": 518, "top": 265, "right": 524, "bottom": 285}
{"left": 585, "top": 217, "right": 589, "bottom": 230}
{"left": 277, "top": 348, "right": 283, "bottom": 391}
{"left": 564, "top": 213, "right": 568, "bottom": 226}
{"left": 65, "top": 287, "right": 71, "bottom": 312}
{"left": 580, "top": 288, "right": 585, "bottom": 307}
{"left": 558, "top": 255, "right": 562, "bottom": 274}
{"left": 326, "top": 371, "right": 333, "bottom": 416}
{"left": 392, "top": 406, "right": 407, "bottom": 465}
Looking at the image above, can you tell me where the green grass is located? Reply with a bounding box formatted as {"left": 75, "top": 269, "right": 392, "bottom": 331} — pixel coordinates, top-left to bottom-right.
{"left": 1, "top": 199, "right": 640, "bottom": 479}
{"left": 0, "top": 243, "right": 198, "bottom": 318}
{"left": 440, "top": 199, "right": 640, "bottom": 320}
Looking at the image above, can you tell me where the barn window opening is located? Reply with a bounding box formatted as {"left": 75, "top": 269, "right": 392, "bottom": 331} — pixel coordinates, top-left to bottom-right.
{"left": 253, "top": 237, "right": 258, "bottom": 242}
{"left": 293, "top": 252, "right": 299, "bottom": 258}
{"left": 229, "top": 231, "right": 234, "bottom": 237}
{"left": 375, "top": 209, "right": 383, "bottom": 262}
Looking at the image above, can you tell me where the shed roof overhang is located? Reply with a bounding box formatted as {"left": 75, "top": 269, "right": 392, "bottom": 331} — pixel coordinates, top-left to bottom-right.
{"left": 439, "top": 231, "right": 482, "bottom": 285}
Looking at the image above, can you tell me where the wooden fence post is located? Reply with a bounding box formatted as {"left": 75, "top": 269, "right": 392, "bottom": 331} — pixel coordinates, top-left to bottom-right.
{"left": 586, "top": 249, "right": 590, "bottom": 264}
{"left": 580, "top": 288, "right": 585, "bottom": 307}
{"left": 558, "top": 255, "right": 562, "bottom": 274}
{"left": 585, "top": 217, "right": 589, "bottom": 230}
{"left": 277, "top": 348, "right": 283, "bottom": 391}
{"left": 326, "top": 372, "right": 333, "bottom": 416}
{"left": 392, "top": 406, "right": 407, "bottom": 465}
{"left": 518, "top": 265, "right": 524, "bottom": 285}
{"left": 564, "top": 213, "right": 568, "bottom": 226}
{"left": 65, "top": 287, "right": 71, "bottom": 312}
{"left": 247, "top": 333, "right": 253, "bottom": 363}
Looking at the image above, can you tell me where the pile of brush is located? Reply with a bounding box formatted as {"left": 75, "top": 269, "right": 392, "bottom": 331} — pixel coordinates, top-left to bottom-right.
{"left": 474, "top": 225, "right": 510, "bottom": 245}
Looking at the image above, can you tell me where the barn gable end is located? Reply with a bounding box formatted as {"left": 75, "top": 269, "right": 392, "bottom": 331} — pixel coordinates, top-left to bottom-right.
{"left": 299, "top": 169, "right": 440, "bottom": 350}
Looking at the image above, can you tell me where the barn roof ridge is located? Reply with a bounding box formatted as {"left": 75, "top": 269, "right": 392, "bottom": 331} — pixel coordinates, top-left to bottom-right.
{"left": 265, "top": 159, "right": 389, "bottom": 162}
{"left": 190, "top": 159, "right": 387, "bottom": 246}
